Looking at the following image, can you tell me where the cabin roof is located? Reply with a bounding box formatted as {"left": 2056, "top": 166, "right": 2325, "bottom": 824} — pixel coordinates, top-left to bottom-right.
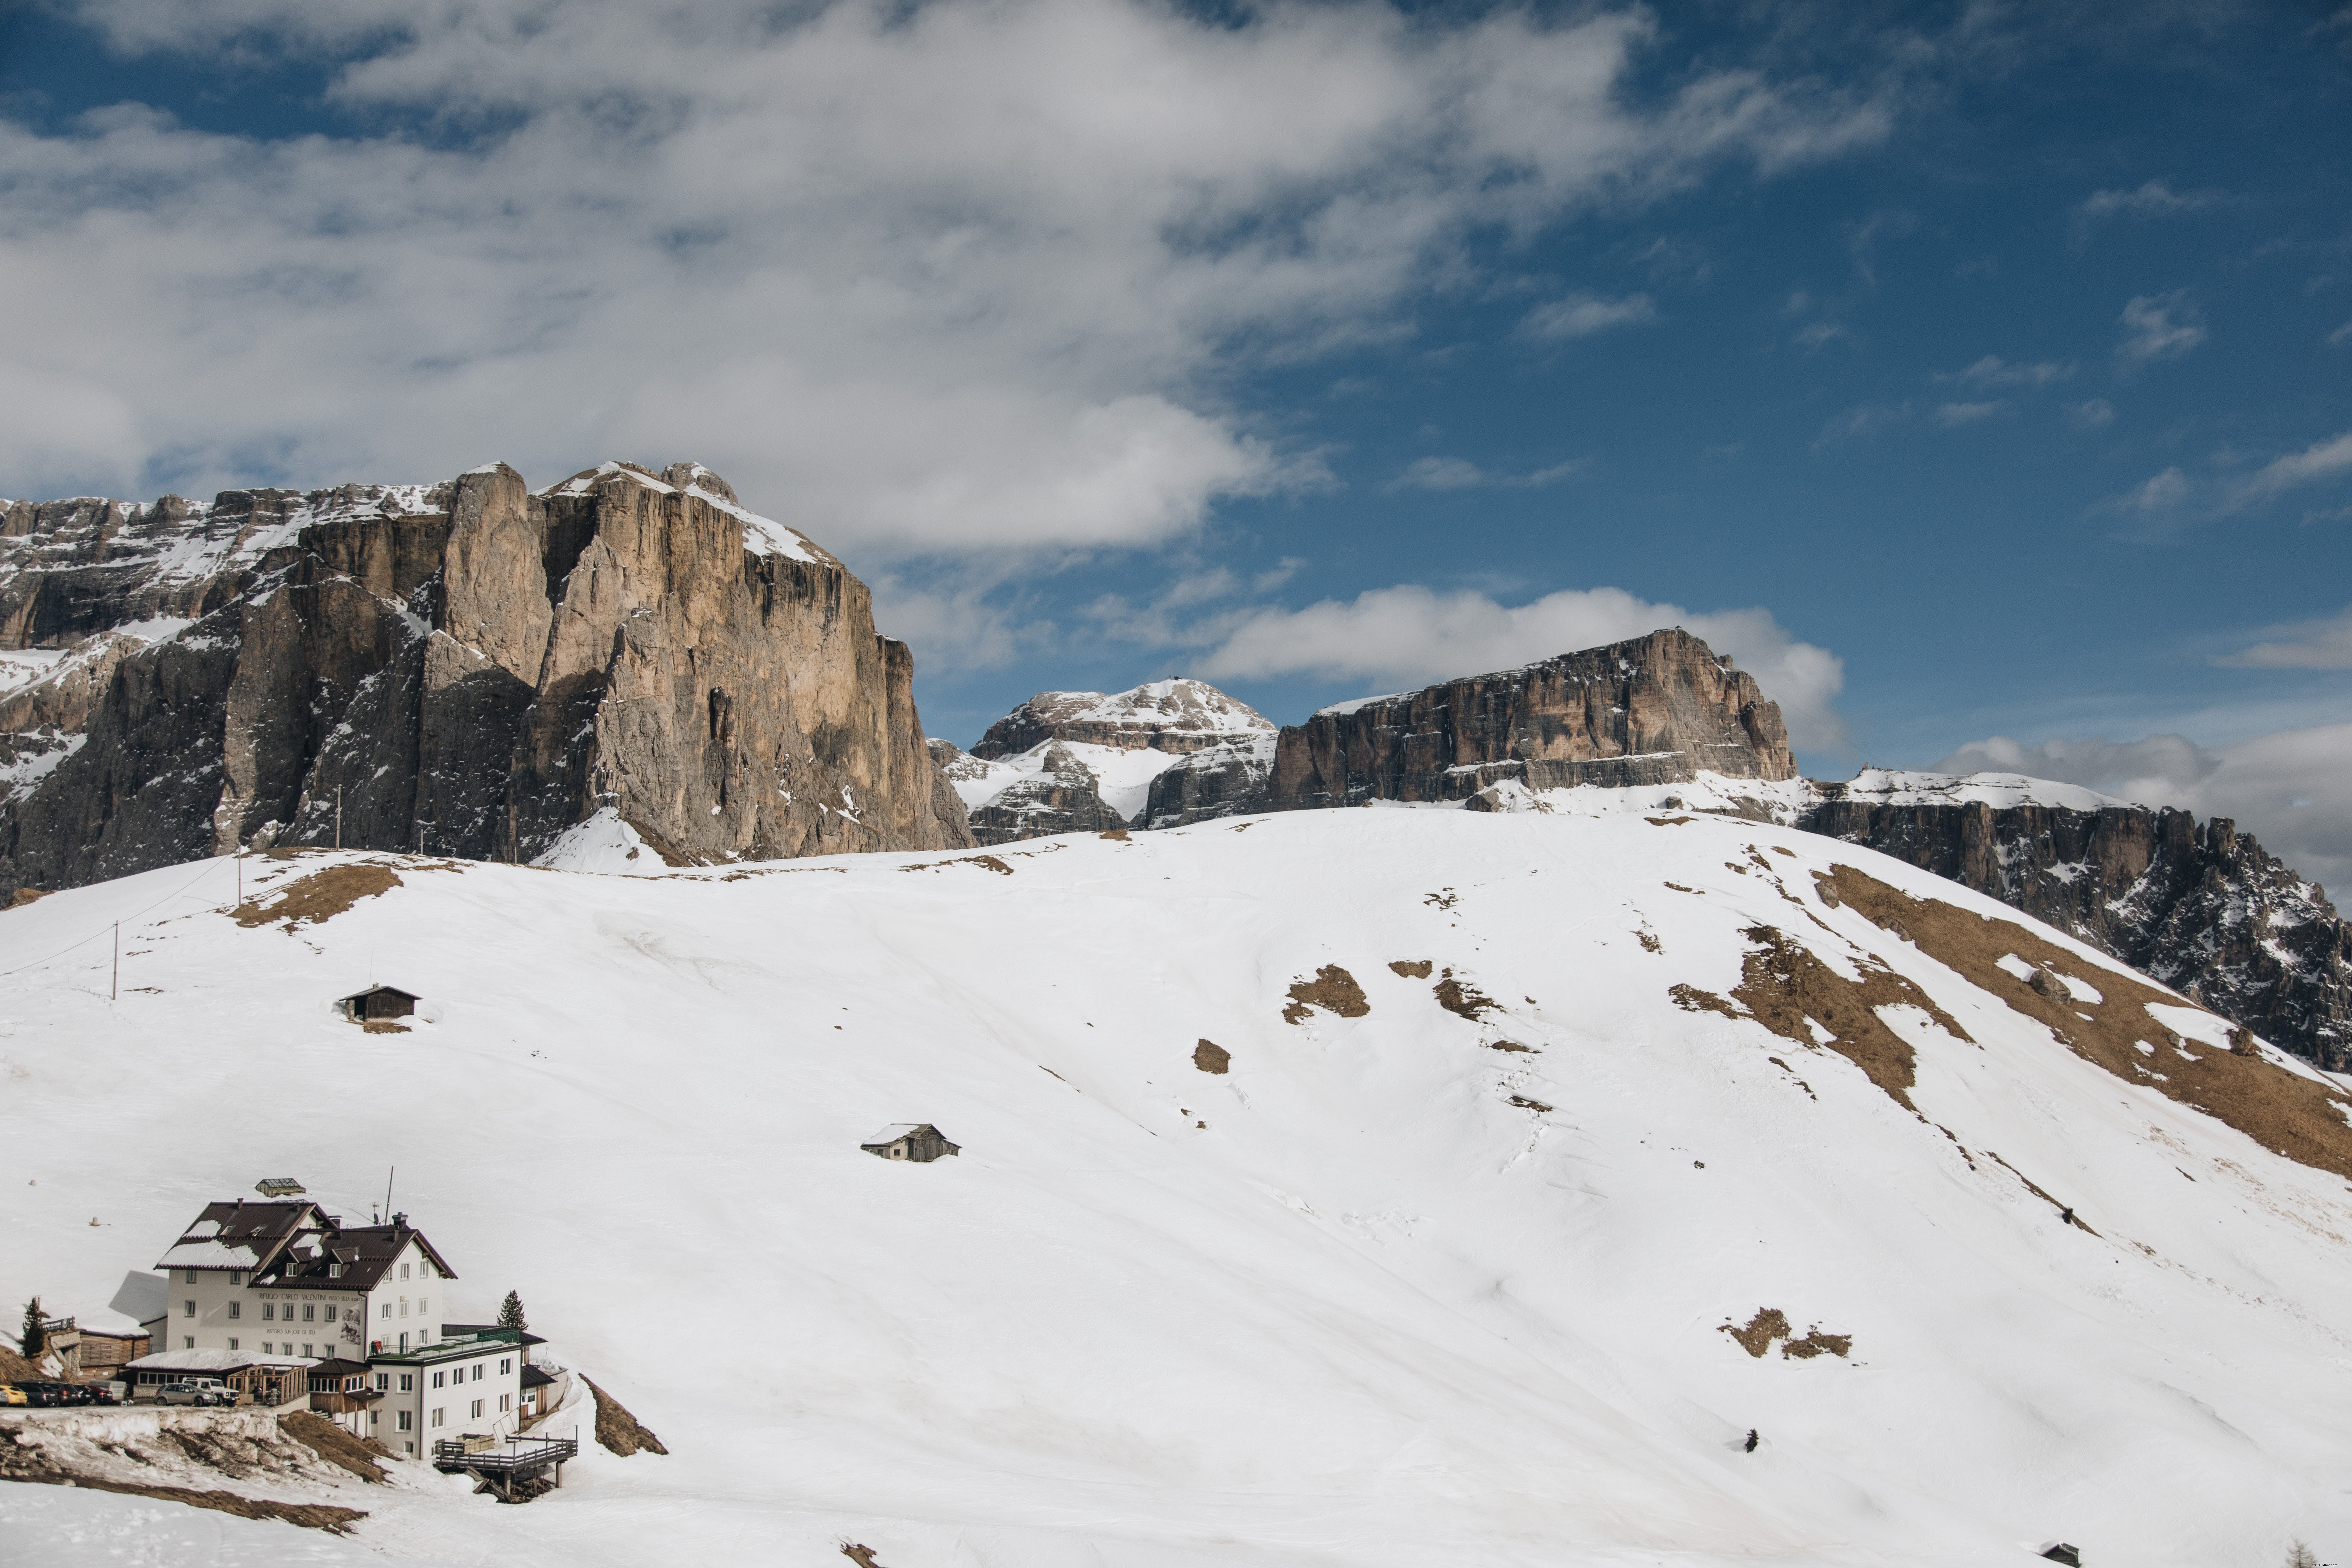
{"left": 338, "top": 984, "right": 421, "bottom": 1004}
{"left": 860, "top": 1123, "right": 933, "bottom": 1146}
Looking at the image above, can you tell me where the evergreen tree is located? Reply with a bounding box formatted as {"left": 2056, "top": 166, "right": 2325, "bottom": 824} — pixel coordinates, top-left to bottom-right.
{"left": 2286, "top": 1544, "right": 2320, "bottom": 1568}
{"left": 497, "top": 1290, "right": 527, "bottom": 1331}
{"left": 19, "top": 1296, "right": 43, "bottom": 1359}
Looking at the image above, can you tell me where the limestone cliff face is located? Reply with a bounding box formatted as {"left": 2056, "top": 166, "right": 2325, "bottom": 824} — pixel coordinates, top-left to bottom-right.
{"left": 1801, "top": 785, "right": 2351, "bottom": 1069}
{"left": 0, "top": 460, "right": 969, "bottom": 891}
{"left": 1271, "top": 628, "right": 1794, "bottom": 811}
{"left": 973, "top": 679, "right": 1270, "bottom": 760}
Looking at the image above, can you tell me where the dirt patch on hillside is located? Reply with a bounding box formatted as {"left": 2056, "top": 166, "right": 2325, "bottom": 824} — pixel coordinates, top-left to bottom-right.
{"left": 9, "top": 887, "right": 46, "bottom": 909}
{"left": 1486, "top": 1039, "right": 1533, "bottom": 1053}
{"left": 0, "top": 1420, "right": 369, "bottom": 1533}
{"left": 1721, "top": 1308, "right": 1850, "bottom": 1360}
{"left": 1388, "top": 959, "right": 1433, "bottom": 978}
{"left": 842, "top": 1546, "right": 893, "bottom": 1568}
{"left": 584, "top": 1377, "right": 667, "bottom": 1456}
{"left": 1283, "top": 966, "right": 1369, "bottom": 1024}
{"left": 1434, "top": 968, "right": 1499, "bottom": 1021}
{"left": 1816, "top": 862, "right": 2352, "bottom": 1181}
{"left": 232, "top": 863, "right": 401, "bottom": 929}
{"left": 278, "top": 1412, "right": 391, "bottom": 1484}
{"left": 1098, "top": 828, "right": 1130, "bottom": 841}
{"left": 900, "top": 854, "right": 1013, "bottom": 876}
{"left": 1193, "top": 1040, "right": 1230, "bottom": 1073}
{"left": 1730, "top": 924, "right": 1974, "bottom": 1113}
{"left": 1670, "top": 983, "right": 1741, "bottom": 1020}
{"left": 1506, "top": 1094, "right": 1553, "bottom": 1112}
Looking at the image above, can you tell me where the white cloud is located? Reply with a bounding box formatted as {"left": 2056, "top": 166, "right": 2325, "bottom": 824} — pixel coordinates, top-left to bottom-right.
{"left": 2067, "top": 398, "right": 2115, "bottom": 430}
{"left": 1944, "top": 354, "right": 2072, "bottom": 388}
{"left": 1194, "top": 583, "right": 1847, "bottom": 751}
{"left": 1392, "top": 456, "right": 1490, "bottom": 492}
{"left": 2104, "top": 465, "right": 2191, "bottom": 516}
{"left": 1933, "top": 400, "right": 2003, "bottom": 427}
{"left": 2227, "top": 430, "right": 2352, "bottom": 510}
{"left": 2215, "top": 604, "right": 2352, "bottom": 669}
{"left": 2118, "top": 290, "right": 2207, "bottom": 365}
{"left": 2076, "top": 178, "right": 2228, "bottom": 226}
{"left": 0, "top": 0, "right": 1888, "bottom": 573}
{"left": 2098, "top": 428, "right": 2352, "bottom": 523}
{"left": 1519, "top": 292, "right": 1657, "bottom": 341}
{"left": 1389, "top": 455, "right": 1583, "bottom": 491}
{"left": 1815, "top": 401, "right": 1906, "bottom": 445}
{"left": 1933, "top": 727, "right": 2352, "bottom": 889}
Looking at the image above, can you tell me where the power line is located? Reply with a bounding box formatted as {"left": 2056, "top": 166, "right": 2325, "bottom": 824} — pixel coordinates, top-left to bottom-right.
{"left": 0, "top": 855, "right": 234, "bottom": 980}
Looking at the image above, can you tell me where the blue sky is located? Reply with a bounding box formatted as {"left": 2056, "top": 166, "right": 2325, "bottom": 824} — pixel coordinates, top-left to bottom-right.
{"left": 4, "top": 2, "right": 2351, "bottom": 870}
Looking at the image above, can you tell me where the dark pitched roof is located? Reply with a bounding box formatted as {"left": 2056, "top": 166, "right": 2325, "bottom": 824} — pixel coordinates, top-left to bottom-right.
{"left": 338, "top": 984, "right": 422, "bottom": 1004}
{"left": 155, "top": 1200, "right": 326, "bottom": 1273}
{"left": 519, "top": 1364, "right": 557, "bottom": 1388}
{"left": 254, "top": 1219, "right": 457, "bottom": 1293}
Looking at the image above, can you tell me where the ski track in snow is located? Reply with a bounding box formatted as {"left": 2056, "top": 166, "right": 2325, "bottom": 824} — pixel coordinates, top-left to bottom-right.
{"left": 2, "top": 808, "right": 2349, "bottom": 1567}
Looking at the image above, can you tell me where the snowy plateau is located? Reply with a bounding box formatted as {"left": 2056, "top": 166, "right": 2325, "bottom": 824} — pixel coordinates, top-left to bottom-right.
{"left": 7, "top": 794, "right": 2352, "bottom": 1567}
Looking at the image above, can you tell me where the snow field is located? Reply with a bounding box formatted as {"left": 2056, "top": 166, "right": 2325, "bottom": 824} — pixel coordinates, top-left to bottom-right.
{"left": 1, "top": 808, "right": 2350, "bottom": 1566}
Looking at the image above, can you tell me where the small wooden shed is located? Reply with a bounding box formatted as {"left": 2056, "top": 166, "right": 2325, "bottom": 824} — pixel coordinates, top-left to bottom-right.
{"left": 860, "top": 1124, "right": 960, "bottom": 1163}
{"left": 340, "top": 985, "right": 421, "bottom": 1023}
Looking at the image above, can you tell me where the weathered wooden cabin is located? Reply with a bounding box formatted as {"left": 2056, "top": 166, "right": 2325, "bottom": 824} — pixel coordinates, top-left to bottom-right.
{"left": 339, "top": 985, "right": 421, "bottom": 1023}
{"left": 860, "top": 1124, "right": 961, "bottom": 1162}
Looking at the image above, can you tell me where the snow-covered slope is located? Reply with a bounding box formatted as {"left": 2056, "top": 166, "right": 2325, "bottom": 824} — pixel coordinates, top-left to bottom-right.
{"left": 6, "top": 811, "right": 2352, "bottom": 1567}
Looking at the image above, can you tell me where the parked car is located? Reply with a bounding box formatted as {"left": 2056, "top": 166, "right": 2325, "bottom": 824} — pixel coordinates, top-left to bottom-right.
{"left": 157, "top": 1378, "right": 234, "bottom": 1407}
{"left": 0, "top": 1384, "right": 28, "bottom": 1406}
{"left": 12, "top": 1382, "right": 63, "bottom": 1408}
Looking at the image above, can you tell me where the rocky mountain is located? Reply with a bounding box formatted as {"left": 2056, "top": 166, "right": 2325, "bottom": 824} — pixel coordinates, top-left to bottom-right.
{"left": 947, "top": 678, "right": 1275, "bottom": 843}
{"left": 1801, "top": 770, "right": 2351, "bottom": 1070}
{"left": 0, "top": 460, "right": 971, "bottom": 892}
{"left": 1269, "top": 626, "right": 1795, "bottom": 811}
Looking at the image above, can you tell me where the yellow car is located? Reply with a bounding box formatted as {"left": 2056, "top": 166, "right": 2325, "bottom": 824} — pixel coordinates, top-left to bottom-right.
{"left": 0, "top": 1385, "right": 28, "bottom": 1406}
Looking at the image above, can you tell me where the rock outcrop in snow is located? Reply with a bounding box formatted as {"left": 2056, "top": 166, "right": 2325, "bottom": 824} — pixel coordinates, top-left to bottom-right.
{"left": 1269, "top": 627, "right": 1795, "bottom": 812}
{"left": 0, "top": 460, "right": 972, "bottom": 893}
{"left": 1800, "top": 769, "right": 2351, "bottom": 1069}
{"left": 950, "top": 678, "right": 1276, "bottom": 843}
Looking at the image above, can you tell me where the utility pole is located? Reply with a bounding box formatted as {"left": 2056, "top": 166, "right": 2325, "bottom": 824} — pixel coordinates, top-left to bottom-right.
{"left": 111, "top": 923, "right": 119, "bottom": 1002}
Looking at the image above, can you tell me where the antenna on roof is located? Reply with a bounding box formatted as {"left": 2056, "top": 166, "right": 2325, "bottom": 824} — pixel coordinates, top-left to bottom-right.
{"left": 383, "top": 1167, "right": 394, "bottom": 1225}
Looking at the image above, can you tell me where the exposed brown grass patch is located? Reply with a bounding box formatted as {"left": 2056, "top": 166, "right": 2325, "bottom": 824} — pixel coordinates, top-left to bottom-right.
{"left": 1486, "top": 1039, "right": 1533, "bottom": 1053}
{"left": 8, "top": 887, "right": 46, "bottom": 909}
{"left": 1722, "top": 1308, "right": 1790, "bottom": 1357}
{"left": 1729, "top": 924, "right": 1973, "bottom": 1113}
{"left": 583, "top": 1376, "right": 667, "bottom": 1457}
{"left": 278, "top": 1412, "right": 391, "bottom": 1484}
{"left": 232, "top": 863, "right": 401, "bottom": 929}
{"left": 360, "top": 1020, "right": 409, "bottom": 1035}
{"left": 1193, "top": 1040, "right": 1230, "bottom": 1074}
{"left": 1721, "top": 1308, "right": 1850, "bottom": 1360}
{"left": 1816, "top": 862, "right": 2352, "bottom": 1181}
{"left": 1644, "top": 816, "right": 1696, "bottom": 826}
{"left": 1670, "top": 983, "right": 1740, "bottom": 1019}
{"left": 1636, "top": 929, "right": 1662, "bottom": 953}
{"left": 1664, "top": 881, "right": 1703, "bottom": 895}
{"left": 842, "top": 1546, "right": 892, "bottom": 1568}
{"left": 1506, "top": 1094, "right": 1553, "bottom": 1112}
{"left": 1434, "top": 968, "right": 1499, "bottom": 1021}
{"left": 1283, "top": 965, "right": 1368, "bottom": 1024}
{"left": 1098, "top": 828, "right": 1130, "bottom": 841}
{"left": 1388, "top": 959, "right": 1433, "bottom": 978}
{"left": 900, "top": 853, "right": 1014, "bottom": 876}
